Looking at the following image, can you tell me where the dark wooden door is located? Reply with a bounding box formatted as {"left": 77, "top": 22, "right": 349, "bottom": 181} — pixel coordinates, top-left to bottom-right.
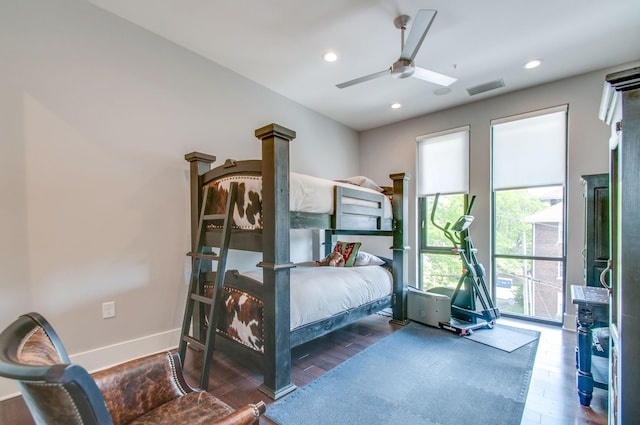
{"left": 581, "top": 173, "right": 609, "bottom": 288}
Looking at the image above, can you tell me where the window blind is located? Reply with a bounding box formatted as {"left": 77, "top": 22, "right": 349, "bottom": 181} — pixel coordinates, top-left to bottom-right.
{"left": 492, "top": 106, "right": 567, "bottom": 190}
{"left": 417, "top": 126, "right": 469, "bottom": 196}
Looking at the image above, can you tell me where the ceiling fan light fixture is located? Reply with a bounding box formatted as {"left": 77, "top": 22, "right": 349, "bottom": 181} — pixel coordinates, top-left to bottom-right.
{"left": 322, "top": 51, "right": 338, "bottom": 62}
{"left": 524, "top": 59, "right": 542, "bottom": 69}
{"left": 390, "top": 59, "right": 415, "bottom": 79}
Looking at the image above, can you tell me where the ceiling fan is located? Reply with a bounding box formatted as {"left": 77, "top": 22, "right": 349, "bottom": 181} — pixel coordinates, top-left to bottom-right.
{"left": 336, "top": 9, "right": 457, "bottom": 89}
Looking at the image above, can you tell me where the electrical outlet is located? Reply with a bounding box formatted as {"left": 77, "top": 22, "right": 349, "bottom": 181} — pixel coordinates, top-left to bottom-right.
{"left": 102, "top": 301, "right": 116, "bottom": 319}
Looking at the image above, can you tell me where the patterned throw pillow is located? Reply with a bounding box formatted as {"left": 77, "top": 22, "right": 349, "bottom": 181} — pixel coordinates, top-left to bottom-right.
{"left": 333, "top": 241, "right": 362, "bottom": 267}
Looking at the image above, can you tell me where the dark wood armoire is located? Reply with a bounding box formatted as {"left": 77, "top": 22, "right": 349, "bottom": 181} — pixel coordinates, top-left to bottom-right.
{"left": 599, "top": 66, "right": 640, "bottom": 425}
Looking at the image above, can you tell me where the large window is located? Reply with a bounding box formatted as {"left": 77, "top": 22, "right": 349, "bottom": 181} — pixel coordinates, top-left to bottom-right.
{"left": 491, "top": 106, "right": 567, "bottom": 322}
{"left": 417, "top": 127, "right": 469, "bottom": 290}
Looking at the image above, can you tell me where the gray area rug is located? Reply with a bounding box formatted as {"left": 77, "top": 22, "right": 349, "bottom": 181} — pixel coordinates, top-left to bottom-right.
{"left": 266, "top": 322, "right": 539, "bottom": 425}
{"left": 463, "top": 323, "right": 540, "bottom": 352}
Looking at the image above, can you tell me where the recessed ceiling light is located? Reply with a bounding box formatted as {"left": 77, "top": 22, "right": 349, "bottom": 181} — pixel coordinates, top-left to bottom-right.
{"left": 524, "top": 59, "right": 542, "bottom": 69}
{"left": 390, "top": 102, "right": 402, "bottom": 109}
{"left": 322, "top": 51, "right": 338, "bottom": 62}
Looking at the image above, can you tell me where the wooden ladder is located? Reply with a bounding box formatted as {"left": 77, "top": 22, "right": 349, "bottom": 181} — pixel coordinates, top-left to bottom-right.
{"left": 178, "top": 182, "right": 237, "bottom": 390}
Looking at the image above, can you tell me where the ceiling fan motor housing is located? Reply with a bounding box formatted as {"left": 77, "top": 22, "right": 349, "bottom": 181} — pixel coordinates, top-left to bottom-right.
{"left": 391, "top": 59, "right": 415, "bottom": 79}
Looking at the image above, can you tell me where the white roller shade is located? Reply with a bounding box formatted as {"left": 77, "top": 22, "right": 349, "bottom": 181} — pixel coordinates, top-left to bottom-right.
{"left": 417, "top": 127, "right": 469, "bottom": 196}
{"left": 492, "top": 106, "right": 567, "bottom": 190}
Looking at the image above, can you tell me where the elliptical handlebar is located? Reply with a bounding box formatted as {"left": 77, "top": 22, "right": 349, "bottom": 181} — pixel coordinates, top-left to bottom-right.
{"left": 430, "top": 193, "right": 478, "bottom": 247}
{"left": 430, "top": 193, "right": 459, "bottom": 246}
{"left": 466, "top": 195, "right": 476, "bottom": 215}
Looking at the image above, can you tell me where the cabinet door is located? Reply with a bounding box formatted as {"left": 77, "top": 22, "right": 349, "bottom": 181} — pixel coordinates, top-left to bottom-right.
{"left": 581, "top": 174, "right": 609, "bottom": 287}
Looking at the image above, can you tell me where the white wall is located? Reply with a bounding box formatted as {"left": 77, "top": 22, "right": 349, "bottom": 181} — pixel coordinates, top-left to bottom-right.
{"left": 358, "top": 61, "right": 640, "bottom": 329}
{"left": 0, "top": 0, "right": 359, "bottom": 398}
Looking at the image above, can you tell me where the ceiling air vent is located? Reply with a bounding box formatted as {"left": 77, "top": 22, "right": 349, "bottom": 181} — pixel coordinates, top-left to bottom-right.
{"left": 466, "top": 79, "right": 505, "bottom": 96}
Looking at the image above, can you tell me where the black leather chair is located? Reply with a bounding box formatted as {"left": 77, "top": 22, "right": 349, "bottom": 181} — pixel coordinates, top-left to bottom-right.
{"left": 0, "top": 312, "right": 265, "bottom": 424}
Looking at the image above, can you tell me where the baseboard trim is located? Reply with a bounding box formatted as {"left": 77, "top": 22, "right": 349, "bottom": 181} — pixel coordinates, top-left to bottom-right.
{"left": 563, "top": 313, "right": 577, "bottom": 332}
{"left": 0, "top": 328, "right": 180, "bottom": 401}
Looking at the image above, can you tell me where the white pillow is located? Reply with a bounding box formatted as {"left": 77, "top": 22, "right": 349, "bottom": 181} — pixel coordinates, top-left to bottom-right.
{"left": 335, "top": 176, "right": 384, "bottom": 192}
{"left": 354, "top": 251, "right": 385, "bottom": 266}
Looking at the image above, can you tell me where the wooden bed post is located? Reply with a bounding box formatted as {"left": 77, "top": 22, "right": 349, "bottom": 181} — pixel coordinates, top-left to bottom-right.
{"left": 389, "top": 172, "right": 410, "bottom": 325}
{"left": 184, "top": 152, "right": 217, "bottom": 340}
{"left": 185, "top": 152, "right": 216, "bottom": 250}
{"left": 255, "top": 123, "right": 298, "bottom": 400}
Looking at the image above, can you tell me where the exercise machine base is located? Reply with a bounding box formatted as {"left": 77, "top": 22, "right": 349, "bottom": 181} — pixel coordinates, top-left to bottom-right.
{"left": 439, "top": 317, "right": 494, "bottom": 336}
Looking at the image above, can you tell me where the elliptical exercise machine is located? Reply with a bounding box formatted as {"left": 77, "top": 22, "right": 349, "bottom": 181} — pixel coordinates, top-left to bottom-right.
{"left": 427, "top": 193, "right": 500, "bottom": 335}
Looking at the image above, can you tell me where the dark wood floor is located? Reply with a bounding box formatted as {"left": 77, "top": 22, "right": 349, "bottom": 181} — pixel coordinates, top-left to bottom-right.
{"left": 0, "top": 314, "right": 607, "bottom": 425}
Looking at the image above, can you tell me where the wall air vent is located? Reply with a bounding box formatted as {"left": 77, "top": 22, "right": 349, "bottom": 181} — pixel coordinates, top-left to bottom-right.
{"left": 466, "top": 79, "right": 505, "bottom": 96}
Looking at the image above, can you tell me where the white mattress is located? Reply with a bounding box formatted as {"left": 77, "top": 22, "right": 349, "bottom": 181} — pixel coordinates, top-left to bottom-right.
{"left": 206, "top": 173, "right": 392, "bottom": 229}
{"left": 290, "top": 172, "right": 392, "bottom": 216}
{"left": 241, "top": 263, "right": 393, "bottom": 330}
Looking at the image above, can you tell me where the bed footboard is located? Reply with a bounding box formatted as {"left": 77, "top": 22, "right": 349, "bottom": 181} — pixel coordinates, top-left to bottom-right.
{"left": 334, "top": 185, "right": 391, "bottom": 230}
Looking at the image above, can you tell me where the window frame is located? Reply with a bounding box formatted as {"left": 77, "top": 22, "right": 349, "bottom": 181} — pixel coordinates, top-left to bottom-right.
{"left": 490, "top": 106, "right": 568, "bottom": 323}
{"left": 416, "top": 126, "right": 470, "bottom": 291}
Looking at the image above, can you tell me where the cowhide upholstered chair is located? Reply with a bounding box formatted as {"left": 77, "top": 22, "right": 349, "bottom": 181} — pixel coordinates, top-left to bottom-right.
{"left": 0, "top": 312, "right": 265, "bottom": 425}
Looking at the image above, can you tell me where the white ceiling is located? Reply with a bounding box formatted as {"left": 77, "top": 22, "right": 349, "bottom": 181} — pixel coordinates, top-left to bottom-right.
{"left": 88, "top": 0, "right": 640, "bottom": 131}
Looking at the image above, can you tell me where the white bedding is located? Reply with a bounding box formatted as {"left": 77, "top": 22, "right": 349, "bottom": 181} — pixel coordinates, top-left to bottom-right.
{"left": 207, "top": 173, "right": 392, "bottom": 229}
{"left": 241, "top": 263, "right": 393, "bottom": 330}
{"left": 290, "top": 172, "right": 392, "bottom": 216}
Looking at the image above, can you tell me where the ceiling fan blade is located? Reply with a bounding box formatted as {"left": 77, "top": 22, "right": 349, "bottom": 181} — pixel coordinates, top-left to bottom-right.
{"left": 412, "top": 66, "right": 457, "bottom": 87}
{"left": 400, "top": 9, "right": 437, "bottom": 62}
{"left": 336, "top": 69, "right": 390, "bottom": 89}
